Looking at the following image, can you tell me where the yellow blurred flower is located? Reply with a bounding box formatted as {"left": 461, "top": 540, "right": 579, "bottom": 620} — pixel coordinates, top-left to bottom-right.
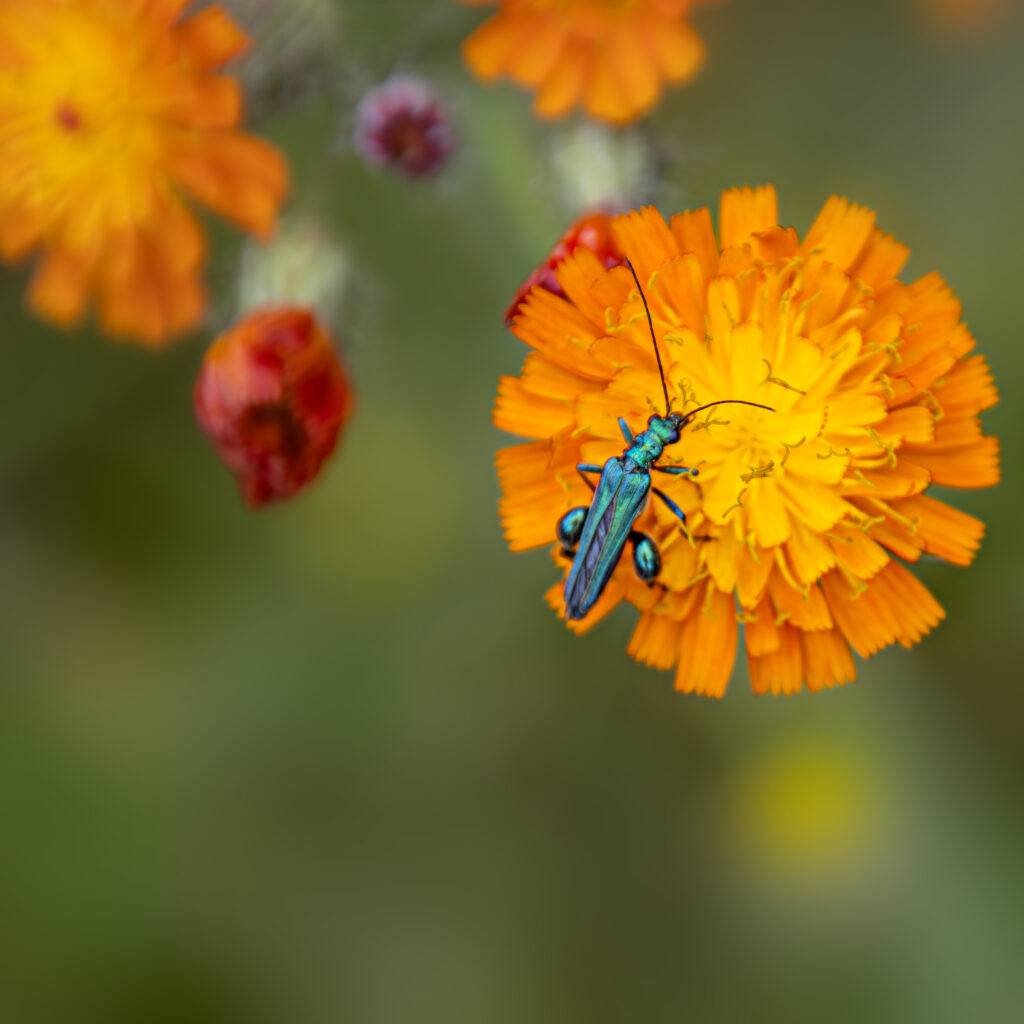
{"left": 460, "top": 0, "right": 720, "bottom": 125}
{"left": 734, "top": 738, "right": 878, "bottom": 873}
{"left": 496, "top": 186, "right": 999, "bottom": 696}
{"left": 0, "top": 0, "right": 289, "bottom": 345}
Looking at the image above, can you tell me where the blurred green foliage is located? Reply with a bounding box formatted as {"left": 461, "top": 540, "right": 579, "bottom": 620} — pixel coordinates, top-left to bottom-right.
{"left": 0, "top": 0, "right": 1021, "bottom": 1020}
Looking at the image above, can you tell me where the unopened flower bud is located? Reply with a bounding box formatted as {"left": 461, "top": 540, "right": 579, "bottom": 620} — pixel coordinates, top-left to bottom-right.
{"left": 354, "top": 75, "right": 455, "bottom": 178}
{"left": 505, "top": 213, "right": 625, "bottom": 324}
{"left": 195, "top": 308, "right": 354, "bottom": 506}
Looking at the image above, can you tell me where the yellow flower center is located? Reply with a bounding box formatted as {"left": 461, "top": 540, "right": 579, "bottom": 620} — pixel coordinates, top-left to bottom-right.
{"left": 0, "top": 4, "right": 173, "bottom": 244}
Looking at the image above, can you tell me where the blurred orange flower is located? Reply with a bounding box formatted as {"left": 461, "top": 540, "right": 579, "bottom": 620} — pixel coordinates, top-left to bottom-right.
{"left": 496, "top": 186, "right": 999, "bottom": 696}
{"left": 460, "top": 0, "right": 719, "bottom": 125}
{"left": 0, "top": 0, "right": 289, "bottom": 345}
{"left": 195, "top": 308, "right": 353, "bottom": 506}
{"left": 919, "top": 0, "right": 1006, "bottom": 31}
{"left": 505, "top": 211, "right": 625, "bottom": 323}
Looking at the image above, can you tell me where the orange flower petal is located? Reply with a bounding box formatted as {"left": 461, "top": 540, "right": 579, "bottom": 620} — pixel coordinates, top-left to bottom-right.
{"left": 800, "top": 628, "right": 856, "bottom": 692}
{"left": 674, "top": 584, "right": 737, "bottom": 698}
{"left": 462, "top": 0, "right": 715, "bottom": 124}
{"left": 176, "top": 5, "right": 249, "bottom": 69}
{"left": 801, "top": 196, "right": 876, "bottom": 272}
{"left": 628, "top": 610, "right": 683, "bottom": 670}
{"left": 642, "top": 15, "right": 704, "bottom": 82}
{"left": 669, "top": 206, "right": 718, "bottom": 280}
{"left": 169, "top": 131, "right": 289, "bottom": 239}
{"left": 27, "top": 248, "right": 91, "bottom": 326}
{"left": 507, "top": 13, "right": 566, "bottom": 86}
{"left": 462, "top": 11, "right": 523, "bottom": 80}
{"left": 749, "top": 623, "right": 803, "bottom": 696}
{"left": 894, "top": 494, "right": 984, "bottom": 567}
{"left": 718, "top": 185, "right": 778, "bottom": 250}
{"left": 533, "top": 38, "right": 589, "bottom": 118}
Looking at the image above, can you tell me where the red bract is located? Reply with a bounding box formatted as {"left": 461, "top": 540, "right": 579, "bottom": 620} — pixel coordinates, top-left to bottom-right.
{"left": 504, "top": 213, "right": 624, "bottom": 324}
{"left": 195, "top": 308, "right": 354, "bottom": 507}
{"left": 354, "top": 75, "right": 455, "bottom": 178}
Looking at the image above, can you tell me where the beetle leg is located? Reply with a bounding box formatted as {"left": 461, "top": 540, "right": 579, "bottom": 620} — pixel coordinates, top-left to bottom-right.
{"left": 652, "top": 486, "right": 687, "bottom": 525}
{"left": 576, "top": 464, "right": 602, "bottom": 491}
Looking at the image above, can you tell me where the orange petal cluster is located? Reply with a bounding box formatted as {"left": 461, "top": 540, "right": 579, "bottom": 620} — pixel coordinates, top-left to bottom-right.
{"left": 460, "top": 0, "right": 719, "bottom": 125}
{"left": 0, "top": 0, "right": 289, "bottom": 345}
{"left": 495, "top": 186, "right": 999, "bottom": 697}
{"left": 195, "top": 308, "right": 353, "bottom": 507}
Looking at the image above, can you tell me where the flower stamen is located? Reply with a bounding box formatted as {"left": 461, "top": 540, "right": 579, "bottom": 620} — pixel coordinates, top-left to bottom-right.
{"left": 761, "top": 359, "right": 807, "bottom": 395}
{"left": 740, "top": 461, "right": 775, "bottom": 483}
{"left": 779, "top": 437, "right": 806, "bottom": 466}
{"left": 816, "top": 444, "right": 852, "bottom": 460}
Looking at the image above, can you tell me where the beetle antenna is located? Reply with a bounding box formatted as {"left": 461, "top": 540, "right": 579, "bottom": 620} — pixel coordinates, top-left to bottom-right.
{"left": 683, "top": 399, "right": 775, "bottom": 423}
{"left": 625, "top": 258, "right": 671, "bottom": 414}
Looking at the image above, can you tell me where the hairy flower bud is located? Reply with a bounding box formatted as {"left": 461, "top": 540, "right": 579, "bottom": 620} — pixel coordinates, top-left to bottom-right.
{"left": 354, "top": 75, "right": 455, "bottom": 178}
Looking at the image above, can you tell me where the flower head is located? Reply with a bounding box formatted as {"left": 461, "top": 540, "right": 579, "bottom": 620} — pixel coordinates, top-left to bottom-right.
{"left": 460, "top": 0, "right": 719, "bottom": 125}
{"left": 354, "top": 75, "right": 455, "bottom": 179}
{"left": 495, "top": 186, "right": 999, "bottom": 696}
{"left": 505, "top": 211, "right": 624, "bottom": 323}
{"left": 195, "top": 308, "right": 353, "bottom": 506}
{"left": 0, "top": 0, "right": 289, "bottom": 345}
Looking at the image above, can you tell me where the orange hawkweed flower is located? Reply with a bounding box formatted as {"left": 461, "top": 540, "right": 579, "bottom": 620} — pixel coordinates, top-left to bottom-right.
{"left": 496, "top": 186, "right": 999, "bottom": 697}
{"left": 0, "top": 0, "right": 289, "bottom": 345}
{"left": 460, "top": 0, "right": 719, "bottom": 125}
{"left": 195, "top": 308, "right": 353, "bottom": 506}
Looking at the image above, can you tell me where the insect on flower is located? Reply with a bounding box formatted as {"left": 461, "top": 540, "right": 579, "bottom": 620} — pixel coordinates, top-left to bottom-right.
{"left": 496, "top": 188, "right": 999, "bottom": 697}
{"left": 558, "top": 260, "right": 772, "bottom": 619}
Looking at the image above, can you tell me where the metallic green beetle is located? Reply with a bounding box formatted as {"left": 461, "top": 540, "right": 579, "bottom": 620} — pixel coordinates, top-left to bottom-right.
{"left": 558, "top": 260, "right": 772, "bottom": 620}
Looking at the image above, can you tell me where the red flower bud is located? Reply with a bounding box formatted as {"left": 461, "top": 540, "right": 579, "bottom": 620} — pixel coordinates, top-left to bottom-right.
{"left": 504, "top": 212, "right": 624, "bottom": 324}
{"left": 195, "top": 308, "right": 354, "bottom": 506}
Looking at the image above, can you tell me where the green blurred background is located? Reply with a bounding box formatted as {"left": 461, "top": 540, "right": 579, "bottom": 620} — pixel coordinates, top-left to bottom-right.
{"left": 1, "top": 0, "right": 1021, "bottom": 1020}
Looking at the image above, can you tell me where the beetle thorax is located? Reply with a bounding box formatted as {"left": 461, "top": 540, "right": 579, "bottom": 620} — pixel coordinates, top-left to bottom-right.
{"left": 627, "top": 427, "right": 669, "bottom": 468}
